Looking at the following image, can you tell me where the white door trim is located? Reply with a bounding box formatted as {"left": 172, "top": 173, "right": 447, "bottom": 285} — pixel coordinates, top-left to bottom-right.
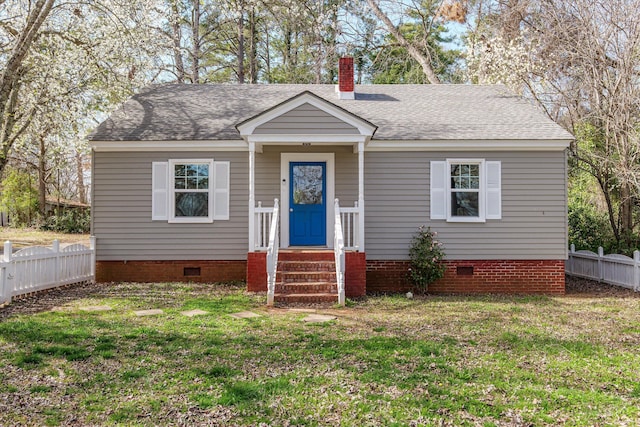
{"left": 281, "top": 153, "right": 335, "bottom": 248}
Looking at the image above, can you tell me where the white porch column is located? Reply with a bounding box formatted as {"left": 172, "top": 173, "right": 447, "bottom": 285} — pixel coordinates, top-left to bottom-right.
{"left": 248, "top": 142, "right": 256, "bottom": 251}
{"left": 358, "top": 141, "right": 365, "bottom": 252}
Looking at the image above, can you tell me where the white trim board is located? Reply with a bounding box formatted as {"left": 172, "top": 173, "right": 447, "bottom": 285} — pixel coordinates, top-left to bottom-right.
{"left": 91, "top": 138, "right": 572, "bottom": 152}
{"left": 280, "top": 153, "right": 335, "bottom": 249}
{"left": 366, "top": 139, "right": 572, "bottom": 151}
{"left": 90, "top": 140, "right": 247, "bottom": 152}
{"left": 247, "top": 135, "right": 368, "bottom": 144}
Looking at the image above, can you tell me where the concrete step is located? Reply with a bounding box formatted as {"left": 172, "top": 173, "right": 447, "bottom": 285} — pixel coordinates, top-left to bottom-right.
{"left": 278, "top": 250, "right": 334, "bottom": 262}
{"left": 278, "top": 271, "right": 337, "bottom": 283}
{"left": 274, "top": 293, "right": 338, "bottom": 304}
{"left": 278, "top": 260, "right": 336, "bottom": 272}
{"left": 276, "top": 282, "right": 338, "bottom": 294}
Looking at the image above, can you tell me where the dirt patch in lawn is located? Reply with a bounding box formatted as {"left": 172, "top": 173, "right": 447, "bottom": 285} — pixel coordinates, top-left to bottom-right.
{"left": 566, "top": 275, "right": 640, "bottom": 297}
{"left": 0, "top": 278, "right": 639, "bottom": 426}
{"left": 1, "top": 276, "right": 635, "bottom": 320}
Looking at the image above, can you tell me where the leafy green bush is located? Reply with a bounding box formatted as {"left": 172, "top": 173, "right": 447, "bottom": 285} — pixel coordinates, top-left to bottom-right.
{"left": 41, "top": 209, "right": 90, "bottom": 234}
{"left": 567, "top": 202, "right": 612, "bottom": 252}
{"left": 608, "top": 231, "right": 640, "bottom": 257}
{"left": 0, "top": 169, "right": 38, "bottom": 227}
{"left": 408, "top": 226, "right": 446, "bottom": 292}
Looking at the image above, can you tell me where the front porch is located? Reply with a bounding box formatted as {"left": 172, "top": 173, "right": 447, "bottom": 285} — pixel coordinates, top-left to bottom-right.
{"left": 246, "top": 146, "right": 368, "bottom": 302}
{"left": 237, "top": 91, "right": 375, "bottom": 306}
{"left": 247, "top": 198, "right": 367, "bottom": 306}
{"left": 244, "top": 144, "right": 367, "bottom": 306}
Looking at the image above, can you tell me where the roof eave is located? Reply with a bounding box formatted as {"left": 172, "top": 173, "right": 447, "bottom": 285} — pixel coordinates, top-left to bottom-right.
{"left": 90, "top": 137, "right": 572, "bottom": 152}
{"left": 90, "top": 139, "right": 247, "bottom": 152}
{"left": 365, "top": 139, "right": 573, "bottom": 151}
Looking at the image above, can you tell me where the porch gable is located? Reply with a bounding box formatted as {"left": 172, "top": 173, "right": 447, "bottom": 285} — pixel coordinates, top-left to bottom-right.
{"left": 235, "top": 91, "right": 377, "bottom": 141}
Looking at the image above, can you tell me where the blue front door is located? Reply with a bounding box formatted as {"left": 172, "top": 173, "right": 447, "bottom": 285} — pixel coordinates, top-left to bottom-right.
{"left": 290, "top": 162, "right": 326, "bottom": 246}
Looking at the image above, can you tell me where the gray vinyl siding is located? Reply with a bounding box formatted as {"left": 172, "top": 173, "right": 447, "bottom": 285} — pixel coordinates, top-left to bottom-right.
{"left": 255, "top": 145, "right": 358, "bottom": 205}
{"left": 364, "top": 151, "right": 567, "bottom": 260}
{"left": 94, "top": 148, "right": 567, "bottom": 262}
{"left": 94, "top": 147, "right": 357, "bottom": 261}
{"left": 93, "top": 151, "right": 248, "bottom": 261}
{"left": 254, "top": 103, "right": 359, "bottom": 135}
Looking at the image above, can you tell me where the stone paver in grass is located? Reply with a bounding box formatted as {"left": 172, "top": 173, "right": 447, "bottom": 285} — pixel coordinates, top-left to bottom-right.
{"left": 181, "top": 309, "right": 208, "bottom": 317}
{"left": 229, "top": 311, "right": 262, "bottom": 319}
{"left": 79, "top": 305, "right": 112, "bottom": 312}
{"left": 302, "top": 314, "right": 337, "bottom": 323}
{"left": 134, "top": 309, "right": 164, "bottom": 316}
{"left": 287, "top": 308, "right": 316, "bottom": 313}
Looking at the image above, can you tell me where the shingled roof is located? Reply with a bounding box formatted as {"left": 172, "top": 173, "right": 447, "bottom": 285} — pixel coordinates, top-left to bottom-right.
{"left": 89, "top": 84, "right": 573, "bottom": 142}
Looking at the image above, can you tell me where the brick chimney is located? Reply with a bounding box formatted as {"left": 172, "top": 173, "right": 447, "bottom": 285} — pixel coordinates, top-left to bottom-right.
{"left": 337, "top": 57, "right": 355, "bottom": 100}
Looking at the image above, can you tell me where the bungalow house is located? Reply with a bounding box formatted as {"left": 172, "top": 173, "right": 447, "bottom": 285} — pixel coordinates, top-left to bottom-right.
{"left": 89, "top": 58, "right": 573, "bottom": 304}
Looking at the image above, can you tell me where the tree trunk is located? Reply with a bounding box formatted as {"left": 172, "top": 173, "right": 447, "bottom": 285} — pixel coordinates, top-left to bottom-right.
{"left": 596, "top": 171, "right": 620, "bottom": 243}
{"left": 0, "top": 84, "right": 22, "bottom": 174}
{"left": 0, "top": 0, "right": 54, "bottom": 178}
{"left": 191, "top": 0, "right": 201, "bottom": 84}
{"left": 38, "top": 136, "right": 46, "bottom": 218}
{"left": 0, "top": 0, "right": 54, "bottom": 122}
{"left": 76, "top": 151, "right": 86, "bottom": 204}
{"left": 237, "top": 4, "right": 245, "bottom": 84}
{"left": 170, "top": 0, "right": 185, "bottom": 83}
{"left": 249, "top": 8, "right": 258, "bottom": 84}
{"left": 619, "top": 183, "right": 633, "bottom": 245}
{"left": 265, "top": 29, "right": 271, "bottom": 82}
{"left": 315, "top": 38, "right": 322, "bottom": 84}
{"left": 366, "top": 0, "right": 441, "bottom": 84}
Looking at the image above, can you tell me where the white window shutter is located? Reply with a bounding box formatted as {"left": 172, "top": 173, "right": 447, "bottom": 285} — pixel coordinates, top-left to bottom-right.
{"left": 430, "top": 161, "right": 447, "bottom": 219}
{"left": 152, "top": 162, "right": 168, "bottom": 220}
{"left": 213, "top": 161, "right": 230, "bottom": 220}
{"left": 486, "top": 161, "right": 502, "bottom": 219}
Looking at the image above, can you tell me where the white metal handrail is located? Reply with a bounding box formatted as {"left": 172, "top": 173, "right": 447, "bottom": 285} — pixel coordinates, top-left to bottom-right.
{"left": 334, "top": 199, "right": 346, "bottom": 305}
{"left": 254, "top": 202, "right": 274, "bottom": 251}
{"left": 339, "top": 202, "right": 360, "bottom": 251}
{"left": 266, "top": 199, "right": 280, "bottom": 306}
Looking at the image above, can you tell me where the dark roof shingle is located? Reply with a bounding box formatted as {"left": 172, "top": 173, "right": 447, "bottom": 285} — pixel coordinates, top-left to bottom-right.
{"left": 89, "top": 84, "right": 573, "bottom": 141}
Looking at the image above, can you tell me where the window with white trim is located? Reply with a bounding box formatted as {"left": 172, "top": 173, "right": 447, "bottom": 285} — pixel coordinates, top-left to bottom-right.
{"left": 450, "top": 161, "right": 482, "bottom": 220}
{"left": 430, "top": 159, "right": 501, "bottom": 222}
{"left": 171, "top": 159, "right": 213, "bottom": 222}
{"left": 152, "top": 159, "right": 230, "bottom": 223}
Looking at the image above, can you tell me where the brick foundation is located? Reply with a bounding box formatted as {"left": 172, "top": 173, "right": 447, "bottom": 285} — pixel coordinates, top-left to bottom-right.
{"left": 366, "top": 260, "right": 412, "bottom": 293}
{"left": 96, "top": 260, "right": 246, "bottom": 283}
{"left": 97, "top": 257, "right": 564, "bottom": 295}
{"left": 247, "top": 252, "right": 267, "bottom": 292}
{"left": 367, "top": 260, "right": 566, "bottom": 294}
{"left": 345, "top": 252, "right": 366, "bottom": 297}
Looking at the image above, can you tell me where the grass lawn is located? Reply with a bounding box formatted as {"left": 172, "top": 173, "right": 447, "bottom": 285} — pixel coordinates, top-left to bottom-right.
{"left": 0, "top": 281, "right": 639, "bottom": 426}
{"left": 0, "top": 228, "right": 89, "bottom": 250}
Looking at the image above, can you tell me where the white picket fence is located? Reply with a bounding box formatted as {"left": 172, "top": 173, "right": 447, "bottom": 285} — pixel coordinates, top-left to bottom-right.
{"left": 566, "top": 244, "right": 640, "bottom": 291}
{"left": 0, "top": 237, "right": 96, "bottom": 305}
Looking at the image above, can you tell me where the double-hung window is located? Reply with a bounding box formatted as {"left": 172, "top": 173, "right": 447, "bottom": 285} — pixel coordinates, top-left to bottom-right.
{"left": 152, "top": 159, "right": 230, "bottom": 223}
{"left": 171, "top": 160, "right": 213, "bottom": 222}
{"left": 450, "top": 162, "right": 481, "bottom": 219}
{"left": 430, "top": 159, "right": 501, "bottom": 222}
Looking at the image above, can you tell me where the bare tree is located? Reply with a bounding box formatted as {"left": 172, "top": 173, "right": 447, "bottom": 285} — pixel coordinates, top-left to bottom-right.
{"left": 467, "top": 0, "right": 640, "bottom": 246}
{"left": 168, "top": 0, "right": 186, "bottom": 83}
{"left": 0, "top": 0, "right": 55, "bottom": 176}
{"left": 364, "top": 0, "right": 469, "bottom": 84}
